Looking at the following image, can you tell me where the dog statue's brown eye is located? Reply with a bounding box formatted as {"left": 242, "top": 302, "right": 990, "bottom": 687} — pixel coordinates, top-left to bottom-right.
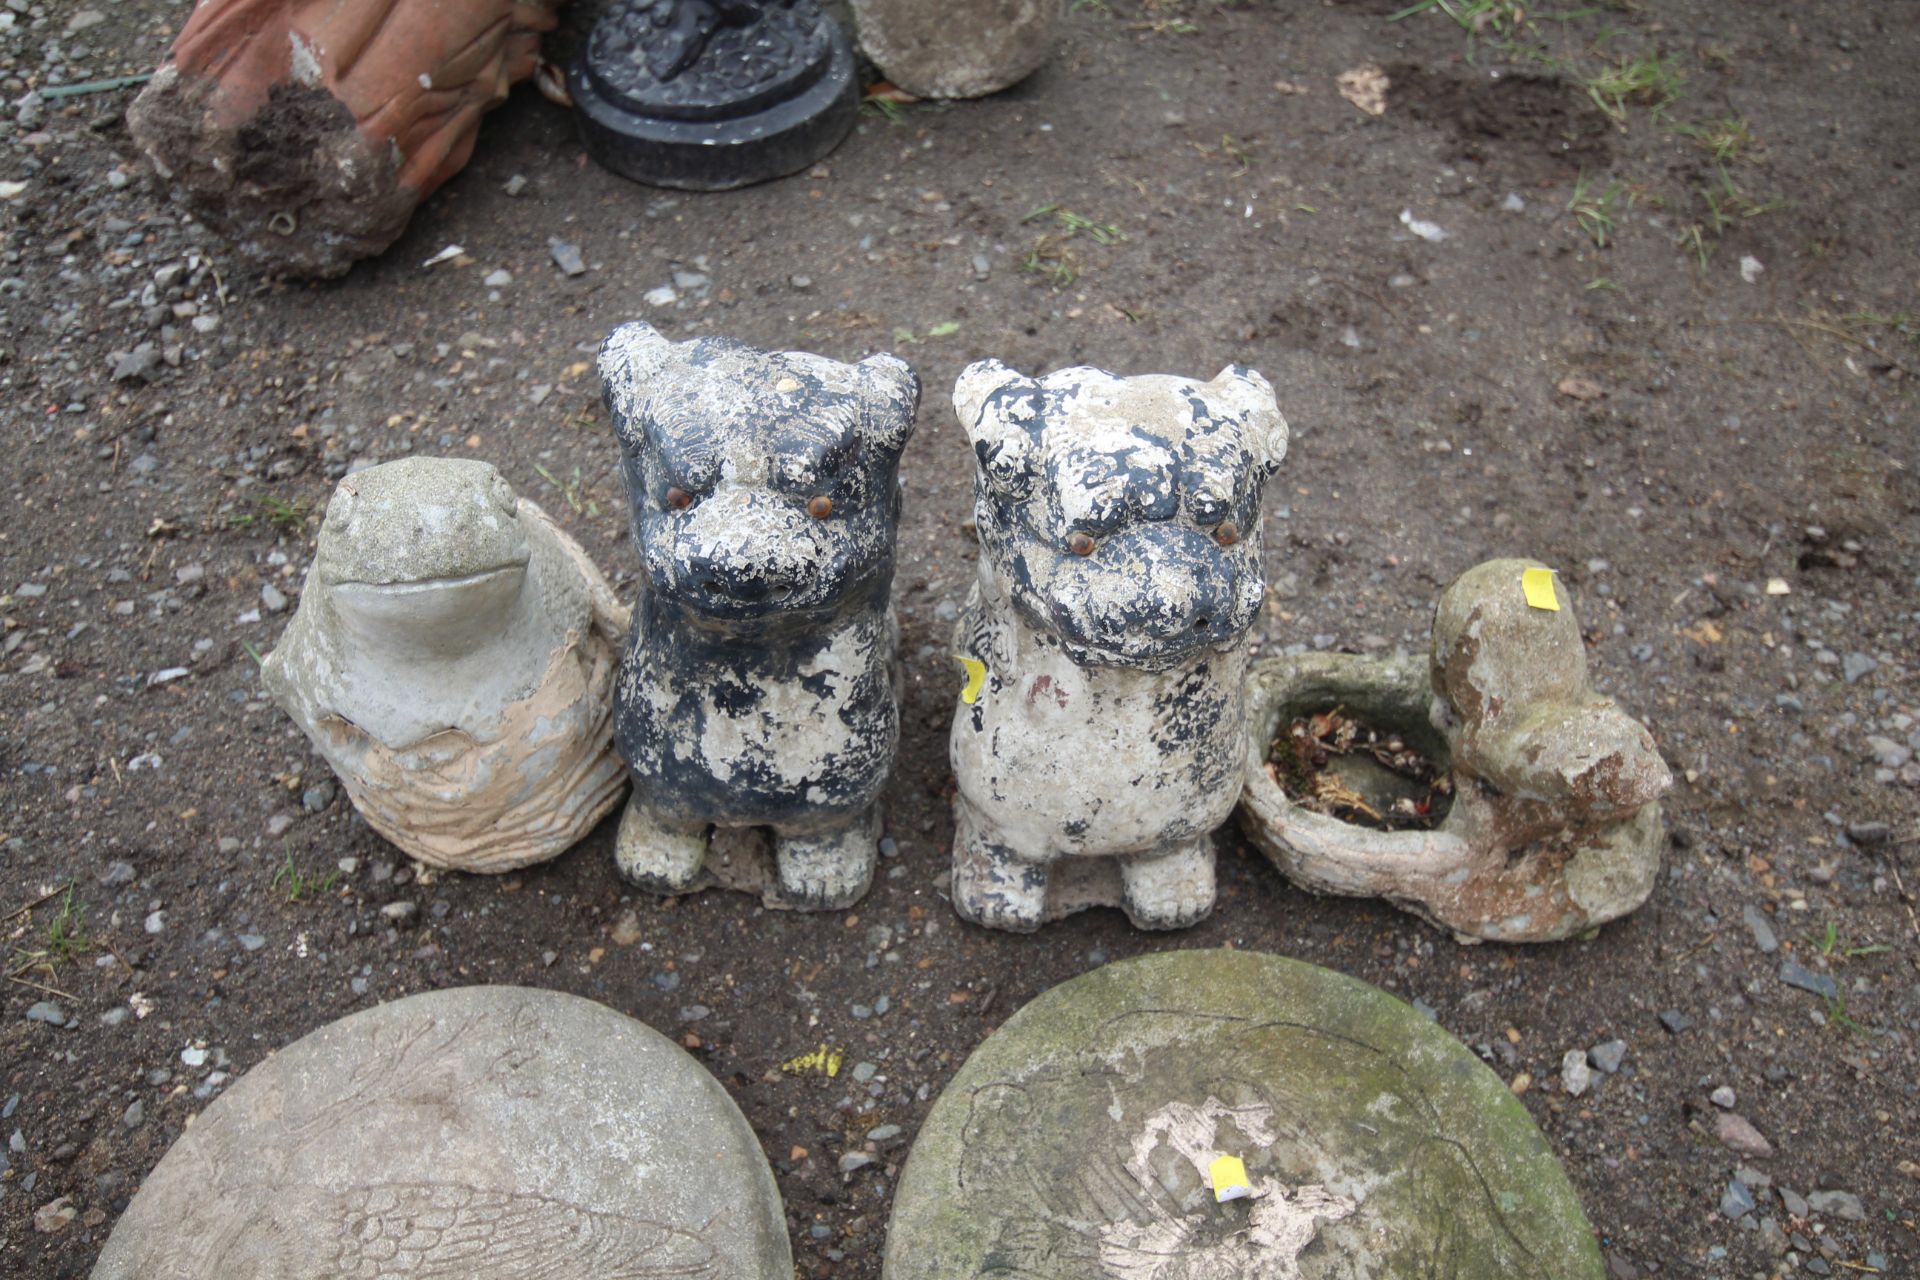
{"left": 1214, "top": 520, "right": 1240, "bottom": 547}
{"left": 1068, "top": 531, "right": 1096, "bottom": 557}
{"left": 665, "top": 486, "right": 694, "bottom": 511}
{"left": 807, "top": 495, "right": 834, "bottom": 520}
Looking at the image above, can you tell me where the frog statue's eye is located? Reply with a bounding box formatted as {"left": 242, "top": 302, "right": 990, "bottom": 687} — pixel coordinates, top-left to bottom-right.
{"left": 664, "top": 486, "right": 695, "bottom": 511}
{"left": 807, "top": 495, "right": 834, "bottom": 520}
{"left": 1067, "top": 531, "right": 1097, "bottom": 557}
{"left": 1213, "top": 520, "right": 1241, "bottom": 548}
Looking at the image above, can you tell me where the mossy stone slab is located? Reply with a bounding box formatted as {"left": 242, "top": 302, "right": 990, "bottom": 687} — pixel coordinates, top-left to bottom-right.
{"left": 93, "top": 986, "right": 790, "bottom": 1279}
{"left": 885, "top": 951, "right": 1602, "bottom": 1279}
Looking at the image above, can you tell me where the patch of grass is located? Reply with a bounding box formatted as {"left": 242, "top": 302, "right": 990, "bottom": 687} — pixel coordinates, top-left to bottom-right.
{"left": 860, "top": 94, "right": 908, "bottom": 125}
{"left": 533, "top": 462, "right": 598, "bottom": 517}
{"left": 1674, "top": 114, "right": 1755, "bottom": 164}
{"left": 1702, "top": 165, "right": 1785, "bottom": 228}
{"left": 1841, "top": 310, "right": 1920, "bottom": 349}
{"left": 229, "top": 495, "right": 310, "bottom": 533}
{"left": 1389, "top": 0, "right": 1529, "bottom": 38}
{"left": 1568, "top": 171, "right": 1633, "bottom": 248}
{"left": 1022, "top": 204, "right": 1125, "bottom": 245}
{"left": 1676, "top": 166, "right": 1786, "bottom": 269}
{"left": 1824, "top": 993, "right": 1875, "bottom": 1037}
{"left": 1584, "top": 48, "right": 1684, "bottom": 125}
{"left": 45, "top": 888, "right": 90, "bottom": 965}
{"left": 1812, "top": 918, "right": 1893, "bottom": 960}
{"left": 1198, "top": 133, "right": 1256, "bottom": 172}
{"left": 1019, "top": 239, "right": 1080, "bottom": 289}
{"left": 272, "top": 845, "right": 339, "bottom": 904}
{"left": 1676, "top": 223, "right": 1712, "bottom": 269}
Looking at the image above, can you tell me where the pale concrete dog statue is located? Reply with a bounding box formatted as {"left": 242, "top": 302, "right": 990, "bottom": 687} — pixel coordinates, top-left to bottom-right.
{"left": 948, "top": 358, "right": 1289, "bottom": 931}
{"left": 263, "top": 458, "right": 629, "bottom": 871}
{"left": 600, "top": 322, "right": 920, "bottom": 910}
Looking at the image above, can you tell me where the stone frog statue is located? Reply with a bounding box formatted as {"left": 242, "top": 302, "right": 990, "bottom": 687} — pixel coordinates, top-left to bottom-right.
{"left": 599, "top": 321, "right": 920, "bottom": 909}
{"left": 948, "top": 359, "right": 1289, "bottom": 931}
{"left": 262, "top": 458, "right": 629, "bottom": 872}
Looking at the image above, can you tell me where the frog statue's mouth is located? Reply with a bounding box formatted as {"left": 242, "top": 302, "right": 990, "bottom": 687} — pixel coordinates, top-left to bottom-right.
{"left": 324, "top": 557, "right": 533, "bottom": 657}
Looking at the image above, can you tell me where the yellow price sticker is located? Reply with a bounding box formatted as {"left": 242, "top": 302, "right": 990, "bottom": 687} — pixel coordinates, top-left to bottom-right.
{"left": 1209, "top": 1154, "right": 1252, "bottom": 1202}
{"left": 1521, "top": 566, "right": 1560, "bottom": 612}
{"left": 956, "top": 656, "right": 987, "bottom": 704}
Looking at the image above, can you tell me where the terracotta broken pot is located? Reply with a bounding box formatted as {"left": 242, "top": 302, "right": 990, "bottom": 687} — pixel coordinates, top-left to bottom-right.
{"left": 128, "top": 0, "right": 564, "bottom": 277}
{"left": 1238, "top": 559, "right": 1671, "bottom": 943}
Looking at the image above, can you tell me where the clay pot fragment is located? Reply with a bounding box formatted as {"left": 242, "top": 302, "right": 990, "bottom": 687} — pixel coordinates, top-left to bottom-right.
{"left": 1239, "top": 559, "right": 1671, "bottom": 942}
{"left": 128, "top": 0, "right": 563, "bottom": 277}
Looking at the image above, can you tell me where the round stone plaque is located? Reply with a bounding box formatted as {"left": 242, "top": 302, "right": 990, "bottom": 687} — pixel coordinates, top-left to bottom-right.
{"left": 884, "top": 951, "right": 1604, "bottom": 1279}
{"left": 93, "top": 986, "right": 791, "bottom": 1279}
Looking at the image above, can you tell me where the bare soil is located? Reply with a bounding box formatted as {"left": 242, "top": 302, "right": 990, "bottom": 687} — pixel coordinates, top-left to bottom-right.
{"left": 3, "top": 1, "right": 1917, "bottom": 1276}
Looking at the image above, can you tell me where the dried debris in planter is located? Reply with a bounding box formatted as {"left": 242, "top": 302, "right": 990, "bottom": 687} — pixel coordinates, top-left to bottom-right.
{"left": 1267, "top": 706, "right": 1452, "bottom": 831}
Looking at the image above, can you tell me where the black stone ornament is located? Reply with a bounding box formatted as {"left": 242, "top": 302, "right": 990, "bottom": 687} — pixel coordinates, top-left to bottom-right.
{"left": 569, "top": 0, "right": 858, "bottom": 190}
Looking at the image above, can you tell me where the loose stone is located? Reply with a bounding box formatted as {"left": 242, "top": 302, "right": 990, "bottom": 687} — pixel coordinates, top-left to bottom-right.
{"left": 1589, "top": 1039, "right": 1628, "bottom": 1074}
{"left": 1778, "top": 960, "right": 1838, "bottom": 1001}
{"left": 1714, "top": 1112, "right": 1773, "bottom": 1158}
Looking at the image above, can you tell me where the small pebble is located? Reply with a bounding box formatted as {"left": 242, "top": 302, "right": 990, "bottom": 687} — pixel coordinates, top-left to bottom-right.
{"left": 1710, "top": 1085, "right": 1736, "bottom": 1109}
{"left": 548, "top": 239, "right": 587, "bottom": 277}
{"left": 1588, "top": 1039, "right": 1627, "bottom": 1074}
{"left": 1778, "top": 960, "right": 1837, "bottom": 1001}
{"left": 1715, "top": 1112, "right": 1773, "bottom": 1158}
{"left": 1561, "top": 1049, "right": 1593, "bottom": 1097}
{"left": 1806, "top": 1189, "right": 1864, "bottom": 1221}
{"left": 1741, "top": 904, "right": 1778, "bottom": 954}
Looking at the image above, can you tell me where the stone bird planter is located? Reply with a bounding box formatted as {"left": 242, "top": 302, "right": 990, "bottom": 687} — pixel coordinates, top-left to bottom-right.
{"left": 1239, "top": 558, "right": 1671, "bottom": 942}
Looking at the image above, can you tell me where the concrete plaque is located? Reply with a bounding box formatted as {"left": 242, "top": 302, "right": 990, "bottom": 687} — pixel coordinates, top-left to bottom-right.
{"left": 94, "top": 986, "right": 791, "bottom": 1278}
{"left": 884, "top": 951, "right": 1603, "bottom": 1279}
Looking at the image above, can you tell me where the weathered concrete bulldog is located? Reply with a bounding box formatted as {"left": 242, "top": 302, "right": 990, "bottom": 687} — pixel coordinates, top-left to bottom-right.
{"left": 948, "top": 359, "right": 1288, "bottom": 931}
{"left": 601, "top": 322, "right": 919, "bottom": 909}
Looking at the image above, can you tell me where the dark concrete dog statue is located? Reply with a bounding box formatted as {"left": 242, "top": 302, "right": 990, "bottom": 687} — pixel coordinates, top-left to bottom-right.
{"left": 600, "top": 321, "right": 919, "bottom": 908}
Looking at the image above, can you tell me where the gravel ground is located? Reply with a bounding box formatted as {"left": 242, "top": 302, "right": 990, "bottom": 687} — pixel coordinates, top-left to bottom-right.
{"left": 2, "top": 0, "right": 1917, "bottom": 1276}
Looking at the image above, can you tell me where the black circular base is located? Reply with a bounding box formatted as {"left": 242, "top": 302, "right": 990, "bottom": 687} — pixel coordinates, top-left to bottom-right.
{"left": 570, "top": 2, "right": 859, "bottom": 191}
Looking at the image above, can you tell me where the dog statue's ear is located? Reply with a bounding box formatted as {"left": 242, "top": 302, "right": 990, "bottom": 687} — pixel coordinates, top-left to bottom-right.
{"left": 953, "top": 359, "right": 1042, "bottom": 501}
{"left": 856, "top": 351, "right": 921, "bottom": 455}
{"left": 599, "top": 322, "right": 676, "bottom": 435}
{"left": 1209, "top": 364, "right": 1288, "bottom": 475}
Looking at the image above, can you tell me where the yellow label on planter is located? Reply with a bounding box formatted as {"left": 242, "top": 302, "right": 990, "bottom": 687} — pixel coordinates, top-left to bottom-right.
{"left": 1521, "top": 566, "right": 1560, "bottom": 611}
{"left": 1209, "top": 1155, "right": 1252, "bottom": 1202}
{"left": 956, "top": 656, "right": 987, "bottom": 704}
